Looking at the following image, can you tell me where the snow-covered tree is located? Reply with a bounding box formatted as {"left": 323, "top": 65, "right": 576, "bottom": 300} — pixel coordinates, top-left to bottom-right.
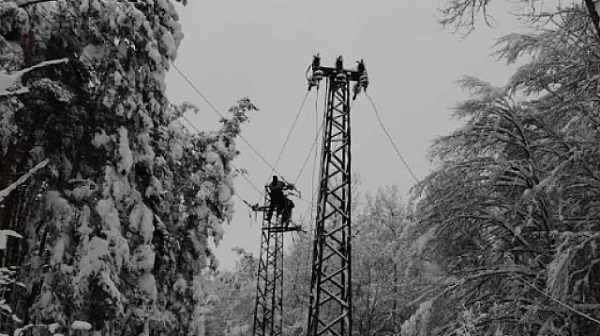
{"left": 352, "top": 186, "right": 407, "bottom": 336}
{"left": 204, "top": 248, "right": 257, "bottom": 336}
{"left": 282, "top": 230, "right": 312, "bottom": 336}
{"left": 440, "top": 0, "right": 600, "bottom": 39}
{"left": 409, "top": 6, "right": 600, "bottom": 336}
{"left": 280, "top": 185, "right": 426, "bottom": 336}
{"left": 0, "top": 1, "right": 255, "bottom": 335}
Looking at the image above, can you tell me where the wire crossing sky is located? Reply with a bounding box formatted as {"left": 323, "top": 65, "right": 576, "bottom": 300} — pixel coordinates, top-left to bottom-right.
{"left": 165, "top": 0, "right": 521, "bottom": 269}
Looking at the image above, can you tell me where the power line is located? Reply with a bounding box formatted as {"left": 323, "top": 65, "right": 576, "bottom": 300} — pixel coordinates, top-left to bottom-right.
{"left": 511, "top": 273, "right": 600, "bottom": 326}
{"left": 169, "top": 62, "right": 287, "bottom": 181}
{"left": 69, "top": 0, "right": 284, "bottom": 198}
{"left": 266, "top": 90, "right": 311, "bottom": 182}
{"left": 166, "top": 43, "right": 320, "bottom": 206}
{"left": 170, "top": 56, "right": 315, "bottom": 206}
{"left": 293, "top": 115, "right": 325, "bottom": 185}
{"left": 35, "top": 1, "right": 324, "bottom": 210}
{"left": 31, "top": 3, "right": 264, "bottom": 207}
{"left": 310, "top": 88, "right": 320, "bottom": 222}
{"left": 296, "top": 89, "right": 321, "bottom": 228}
{"left": 169, "top": 64, "right": 225, "bottom": 120}
{"left": 296, "top": 93, "right": 356, "bottom": 186}
{"left": 364, "top": 92, "right": 420, "bottom": 184}
{"left": 179, "top": 115, "right": 264, "bottom": 198}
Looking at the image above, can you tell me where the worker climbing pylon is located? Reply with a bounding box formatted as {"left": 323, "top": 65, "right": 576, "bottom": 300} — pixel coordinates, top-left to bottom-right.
{"left": 266, "top": 175, "right": 285, "bottom": 222}
{"left": 281, "top": 197, "right": 294, "bottom": 228}
{"left": 251, "top": 177, "right": 302, "bottom": 336}
{"left": 251, "top": 176, "right": 298, "bottom": 227}
{"left": 280, "top": 184, "right": 300, "bottom": 227}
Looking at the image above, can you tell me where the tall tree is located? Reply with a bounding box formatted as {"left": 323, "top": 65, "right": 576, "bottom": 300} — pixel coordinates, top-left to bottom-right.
{"left": 0, "top": 1, "right": 255, "bottom": 335}
{"left": 408, "top": 6, "right": 600, "bottom": 336}
{"left": 353, "top": 186, "right": 406, "bottom": 336}
{"left": 283, "top": 230, "right": 312, "bottom": 336}
{"left": 282, "top": 185, "right": 430, "bottom": 336}
{"left": 440, "top": 0, "right": 600, "bottom": 39}
{"left": 205, "top": 248, "right": 258, "bottom": 336}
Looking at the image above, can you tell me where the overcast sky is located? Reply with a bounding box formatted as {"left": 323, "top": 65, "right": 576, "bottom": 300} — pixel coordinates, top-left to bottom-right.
{"left": 165, "top": 0, "right": 526, "bottom": 270}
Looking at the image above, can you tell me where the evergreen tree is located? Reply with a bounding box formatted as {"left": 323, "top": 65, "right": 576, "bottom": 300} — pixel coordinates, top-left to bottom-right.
{"left": 0, "top": 1, "right": 255, "bottom": 335}
{"left": 408, "top": 6, "right": 600, "bottom": 336}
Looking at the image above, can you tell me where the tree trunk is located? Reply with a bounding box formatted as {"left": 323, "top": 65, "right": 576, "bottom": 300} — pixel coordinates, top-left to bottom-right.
{"left": 584, "top": 0, "right": 600, "bottom": 40}
{"left": 393, "top": 264, "right": 398, "bottom": 331}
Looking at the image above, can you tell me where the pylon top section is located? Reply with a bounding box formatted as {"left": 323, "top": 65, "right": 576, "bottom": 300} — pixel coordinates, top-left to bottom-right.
{"left": 306, "top": 54, "right": 369, "bottom": 95}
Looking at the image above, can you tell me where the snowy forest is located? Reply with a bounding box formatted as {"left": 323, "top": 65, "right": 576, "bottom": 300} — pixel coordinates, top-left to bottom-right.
{"left": 1, "top": 0, "right": 600, "bottom": 336}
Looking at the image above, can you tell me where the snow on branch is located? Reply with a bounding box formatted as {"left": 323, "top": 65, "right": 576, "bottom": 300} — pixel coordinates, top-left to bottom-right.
{"left": 0, "top": 158, "right": 49, "bottom": 203}
{"left": 70, "top": 321, "right": 92, "bottom": 331}
{"left": 0, "top": 58, "right": 68, "bottom": 97}
{"left": 13, "top": 0, "right": 56, "bottom": 7}
{"left": 0, "top": 230, "right": 22, "bottom": 250}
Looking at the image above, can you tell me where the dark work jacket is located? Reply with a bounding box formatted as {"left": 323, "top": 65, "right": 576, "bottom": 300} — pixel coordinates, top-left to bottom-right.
{"left": 269, "top": 181, "right": 285, "bottom": 200}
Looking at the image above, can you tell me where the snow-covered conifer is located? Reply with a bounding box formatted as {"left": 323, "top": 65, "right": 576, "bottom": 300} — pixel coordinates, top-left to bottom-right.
{"left": 0, "top": 1, "right": 254, "bottom": 335}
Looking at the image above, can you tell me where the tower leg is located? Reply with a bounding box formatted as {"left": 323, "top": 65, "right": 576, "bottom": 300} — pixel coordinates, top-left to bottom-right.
{"left": 307, "top": 67, "right": 352, "bottom": 336}
{"left": 253, "top": 221, "right": 274, "bottom": 336}
{"left": 252, "top": 189, "right": 288, "bottom": 336}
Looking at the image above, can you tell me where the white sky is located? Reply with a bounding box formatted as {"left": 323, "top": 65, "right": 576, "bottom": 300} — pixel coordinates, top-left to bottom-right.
{"left": 165, "top": 0, "right": 526, "bottom": 270}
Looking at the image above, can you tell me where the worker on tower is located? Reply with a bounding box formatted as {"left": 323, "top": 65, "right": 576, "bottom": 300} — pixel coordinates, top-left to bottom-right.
{"left": 281, "top": 198, "right": 294, "bottom": 227}
{"left": 280, "top": 187, "right": 299, "bottom": 227}
{"left": 266, "top": 176, "right": 295, "bottom": 223}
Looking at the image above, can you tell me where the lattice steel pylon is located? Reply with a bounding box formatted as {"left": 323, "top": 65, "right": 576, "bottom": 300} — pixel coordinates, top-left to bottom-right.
{"left": 252, "top": 187, "right": 302, "bottom": 336}
{"left": 305, "top": 55, "right": 368, "bottom": 336}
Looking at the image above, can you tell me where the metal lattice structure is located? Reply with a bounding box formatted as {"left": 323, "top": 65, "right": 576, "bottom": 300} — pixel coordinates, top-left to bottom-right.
{"left": 252, "top": 188, "right": 301, "bottom": 336}
{"left": 252, "top": 55, "right": 367, "bottom": 336}
{"left": 306, "top": 55, "right": 367, "bottom": 336}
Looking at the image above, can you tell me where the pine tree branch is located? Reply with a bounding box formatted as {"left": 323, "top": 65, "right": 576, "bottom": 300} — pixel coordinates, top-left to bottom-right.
{"left": 584, "top": 0, "right": 600, "bottom": 40}
{"left": 14, "top": 0, "right": 56, "bottom": 7}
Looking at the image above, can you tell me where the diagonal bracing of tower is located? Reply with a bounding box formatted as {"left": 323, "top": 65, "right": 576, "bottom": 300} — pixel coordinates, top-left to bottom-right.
{"left": 306, "top": 55, "right": 368, "bottom": 336}
{"left": 252, "top": 188, "right": 301, "bottom": 336}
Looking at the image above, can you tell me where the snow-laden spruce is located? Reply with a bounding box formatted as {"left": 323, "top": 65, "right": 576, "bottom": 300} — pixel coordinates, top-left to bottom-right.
{"left": 407, "top": 7, "right": 600, "bottom": 336}
{"left": 0, "top": 1, "right": 255, "bottom": 336}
